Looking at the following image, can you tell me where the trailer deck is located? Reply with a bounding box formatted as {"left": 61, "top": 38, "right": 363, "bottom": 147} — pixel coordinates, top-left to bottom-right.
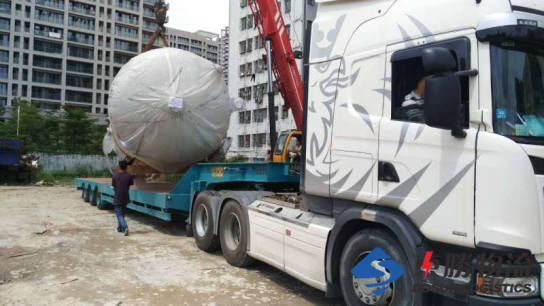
{"left": 75, "top": 162, "right": 299, "bottom": 222}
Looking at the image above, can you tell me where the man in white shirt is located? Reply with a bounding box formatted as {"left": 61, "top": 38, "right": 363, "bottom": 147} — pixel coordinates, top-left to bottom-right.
{"left": 402, "top": 77, "right": 427, "bottom": 107}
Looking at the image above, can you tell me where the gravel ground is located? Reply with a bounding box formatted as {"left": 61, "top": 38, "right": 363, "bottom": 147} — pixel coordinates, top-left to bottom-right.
{"left": 0, "top": 186, "right": 344, "bottom": 306}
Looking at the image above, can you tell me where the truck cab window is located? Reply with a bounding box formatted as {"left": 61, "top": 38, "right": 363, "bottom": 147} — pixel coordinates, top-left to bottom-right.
{"left": 391, "top": 38, "right": 471, "bottom": 128}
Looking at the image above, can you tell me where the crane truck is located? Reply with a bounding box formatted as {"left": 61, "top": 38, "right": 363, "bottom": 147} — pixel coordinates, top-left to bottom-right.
{"left": 76, "top": 0, "right": 544, "bottom": 305}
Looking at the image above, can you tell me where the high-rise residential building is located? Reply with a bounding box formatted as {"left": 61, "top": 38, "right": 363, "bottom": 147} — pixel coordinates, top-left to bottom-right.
{"left": 166, "top": 27, "right": 220, "bottom": 64}
{"left": 227, "top": 0, "right": 316, "bottom": 160}
{"left": 220, "top": 26, "right": 229, "bottom": 85}
{"left": 0, "top": 0, "right": 168, "bottom": 123}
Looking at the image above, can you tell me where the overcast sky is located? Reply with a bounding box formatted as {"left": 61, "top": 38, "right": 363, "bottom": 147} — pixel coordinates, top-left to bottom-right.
{"left": 166, "top": 0, "right": 230, "bottom": 35}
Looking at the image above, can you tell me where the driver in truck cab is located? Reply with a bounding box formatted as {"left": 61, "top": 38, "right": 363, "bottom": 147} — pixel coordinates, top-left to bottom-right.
{"left": 401, "top": 77, "right": 427, "bottom": 123}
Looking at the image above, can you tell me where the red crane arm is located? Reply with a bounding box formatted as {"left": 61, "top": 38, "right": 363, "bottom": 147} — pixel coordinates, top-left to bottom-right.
{"left": 249, "top": 0, "right": 304, "bottom": 131}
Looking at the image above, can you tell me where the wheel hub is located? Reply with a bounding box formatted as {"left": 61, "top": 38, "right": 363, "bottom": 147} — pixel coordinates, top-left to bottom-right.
{"left": 352, "top": 253, "right": 394, "bottom": 305}
{"left": 195, "top": 205, "right": 209, "bottom": 237}
{"left": 224, "top": 213, "right": 241, "bottom": 251}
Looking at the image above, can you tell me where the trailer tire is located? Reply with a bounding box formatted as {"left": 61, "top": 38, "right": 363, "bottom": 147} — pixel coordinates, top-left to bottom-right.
{"left": 90, "top": 188, "right": 98, "bottom": 206}
{"left": 340, "top": 229, "right": 414, "bottom": 306}
{"left": 192, "top": 193, "right": 220, "bottom": 252}
{"left": 84, "top": 185, "right": 91, "bottom": 203}
{"left": 186, "top": 224, "right": 194, "bottom": 237}
{"left": 219, "top": 200, "right": 255, "bottom": 267}
{"left": 96, "top": 191, "right": 108, "bottom": 210}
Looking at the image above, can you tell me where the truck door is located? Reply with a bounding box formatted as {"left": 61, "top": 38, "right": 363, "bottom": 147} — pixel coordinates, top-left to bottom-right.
{"left": 329, "top": 53, "right": 386, "bottom": 202}
{"left": 378, "top": 34, "right": 479, "bottom": 248}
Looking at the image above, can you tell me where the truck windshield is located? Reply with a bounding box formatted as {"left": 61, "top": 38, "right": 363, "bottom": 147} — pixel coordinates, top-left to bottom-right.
{"left": 491, "top": 41, "right": 544, "bottom": 140}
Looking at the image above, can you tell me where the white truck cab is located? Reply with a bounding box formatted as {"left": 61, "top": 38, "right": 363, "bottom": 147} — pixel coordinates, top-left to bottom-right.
{"left": 195, "top": 0, "right": 544, "bottom": 305}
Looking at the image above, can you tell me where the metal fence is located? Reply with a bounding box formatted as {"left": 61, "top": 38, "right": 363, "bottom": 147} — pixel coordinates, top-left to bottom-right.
{"left": 38, "top": 153, "right": 119, "bottom": 172}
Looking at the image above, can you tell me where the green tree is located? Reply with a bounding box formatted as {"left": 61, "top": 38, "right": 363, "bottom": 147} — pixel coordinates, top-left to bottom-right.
{"left": 41, "top": 111, "right": 63, "bottom": 154}
{"left": 61, "top": 106, "right": 96, "bottom": 154}
{"left": 4, "top": 102, "right": 45, "bottom": 153}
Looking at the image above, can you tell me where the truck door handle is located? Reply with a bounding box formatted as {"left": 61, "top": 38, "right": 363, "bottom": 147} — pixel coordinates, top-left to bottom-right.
{"left": 378, "top": 161, "right": 400, "bottom": 183}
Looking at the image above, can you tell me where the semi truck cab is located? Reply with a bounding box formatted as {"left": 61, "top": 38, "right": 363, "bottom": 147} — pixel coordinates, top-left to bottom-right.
{"left": 298, "top": 0, "right": 544, "bottom": 304}
{"left": 193, "top": 0, "right": 544, "bottom": 305}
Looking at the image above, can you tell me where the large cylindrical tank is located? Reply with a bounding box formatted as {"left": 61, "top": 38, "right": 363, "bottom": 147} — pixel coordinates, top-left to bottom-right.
{"left": 107, "top": 48, "right": 232, "bottom": 173}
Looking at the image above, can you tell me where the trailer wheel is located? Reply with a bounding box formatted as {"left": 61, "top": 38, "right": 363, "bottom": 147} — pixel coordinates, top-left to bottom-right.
{"left": 84, "top": 185, "right": 91, "bottom": 203}
{"left": 340, "top": 229, "right": 414, "bottom": 306}
{"left": 90, "top": 188, "right": 98, "bottom": 206}
{"left": 192, "top": 193, "right": 220, "bottom": 252}
{"left": 219, "top": 200, "right": 255, "bottom": 267}
{"left": 96, "top": 190, "right": 108, "bottom": 210}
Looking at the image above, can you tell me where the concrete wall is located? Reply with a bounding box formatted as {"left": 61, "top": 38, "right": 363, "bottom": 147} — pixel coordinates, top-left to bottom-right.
{"left": 38, "top": 153, "right": 118, "bottom": 173}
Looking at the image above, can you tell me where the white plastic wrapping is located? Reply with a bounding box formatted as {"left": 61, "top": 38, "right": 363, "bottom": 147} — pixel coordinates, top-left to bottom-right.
{"left": 108, "top": 48, "right": 232, "bottom": 173}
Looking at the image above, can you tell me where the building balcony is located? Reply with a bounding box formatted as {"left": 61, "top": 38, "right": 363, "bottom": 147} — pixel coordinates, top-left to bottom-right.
{"left": 143, "top": 0, "right": 158, "bottom": 6}
{"left": 142, "top": 23, "right": 157, "bottom": 31}
{"left": 143, "top": 10, "right": 155, "bottom": 18}
{"left": 116, "top": 16, "right": 139, "bottom": 26}
{"left": 115, "top": 1, "right": 139, "bottom": 12}
{"left": 34, "top": 29, "right": 63, "bottom": 40}
{"left": 115, "top": 31, "right": 138, "bottom": 40}
{"left": 68, "top": 36, "right": 94, "bottom": 45}
{"left": 68, "top": 4, "right": 96, "bottom": 17}
{"left": 35, "top": 0, "right": 65, "bottom": 11}
{"left": 35, "top": 15, "right": 64, "bottom": 25}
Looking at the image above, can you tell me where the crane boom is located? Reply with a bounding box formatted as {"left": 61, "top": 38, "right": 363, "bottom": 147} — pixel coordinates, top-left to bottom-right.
{"left": 249, "top": 0, "right": 304, "bottom": 131}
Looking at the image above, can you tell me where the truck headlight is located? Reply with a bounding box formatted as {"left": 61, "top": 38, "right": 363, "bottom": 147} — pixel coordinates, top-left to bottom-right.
{"left": 477, "top": 275, "right": 539, "bottom": 298}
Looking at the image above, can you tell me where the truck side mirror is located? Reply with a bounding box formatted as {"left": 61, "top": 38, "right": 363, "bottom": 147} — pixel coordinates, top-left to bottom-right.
{"left": 422, "top": 47, "right": 466, "bottom": 138}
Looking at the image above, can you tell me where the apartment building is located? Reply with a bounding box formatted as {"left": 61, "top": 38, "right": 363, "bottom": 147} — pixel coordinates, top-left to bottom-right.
{"left": 227, "top": 0, "right": 316, "bottom": 160}
{"left": 0, "top": 0, "right": 170, "bottom": 122}
{"left": 166, "top": 27, "right": 220, "bottom": 64}
{"left": 220, "top": 26, "right": 228, "bottom": 85}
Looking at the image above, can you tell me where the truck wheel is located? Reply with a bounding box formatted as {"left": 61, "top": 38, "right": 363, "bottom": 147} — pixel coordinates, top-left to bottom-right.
{"left": 90, "top": 188, "right": 98, "bottom": 206}
{"left": 96, "top": 191, "right": 108, "bottom": 210}
{"left": 219, "top": 200, "right": 255, "bottom": 267}
{"left": 84, "top": 185, "right": 91, "bottom": 203}
{"left": 192, "top": 193, "right": 220, "bottom": 252}
{"left": 340, "top": 229, "right": 414, "bottom": 306}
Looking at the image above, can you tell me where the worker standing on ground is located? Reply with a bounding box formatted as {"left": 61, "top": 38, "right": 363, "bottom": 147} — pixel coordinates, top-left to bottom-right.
{"left": 112, "top": 161, "right": 134, "bottom": 236}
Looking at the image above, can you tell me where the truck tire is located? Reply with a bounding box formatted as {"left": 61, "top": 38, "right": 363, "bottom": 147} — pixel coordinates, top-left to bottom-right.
{"left": 90, "top": 188, "right": 98, "bottom": 206}
{"left": 219, "top": 200, "right": 256, "bottom": 267}
{"left": 340, "top": 229, "right": 414, "bottom": 306}
{"left": 192, "top": 193, "right": 220, "bottom": 252}
{"left": 96, "top": 190, "right": 109, "bottom": 210}
{"left": 84, "top": 185, "right": 91, "bottom": 203}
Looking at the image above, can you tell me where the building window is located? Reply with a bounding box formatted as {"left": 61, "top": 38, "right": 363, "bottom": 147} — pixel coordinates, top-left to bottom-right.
{"left": 239, "top": 87, "right": 251, "bottom": 101}
{"left": 32, "top": 70, "right": 62, "bottom": 85}
{"left": 68, "top": 45, "right": 94, "bottom": 59}
{"left": 0, "top": 65, "right": 8, "bottom": 79}
{"left": 253, "top": 108, "right": 267, "bottom": 123}
{"left": 238, "top": 111, "right": 251, "bottom": 124}
{"left": 32, "top": 86, "right": 61, "bottom": 100}
{"left": 285, "top": 0, "right": 291, "bottom": 13}
{"left": 252, "top": 133, "right": 267, "bottom": 148}
{"left": 67, "top": 60, "right": 93, "bottom": 74}
{"left": 239, "top": 41, "right": 246, "bottom": 54}
{"left": 66, "top": 74, "right": 93, "bottom": 88}
{"left": 65, "top": 90, "right": 92, "bottom": 103}
{"left": 34, "top": 55, "right": 63, "bottom": 70}
{"left": 0, "top": 83, "right": 7, "bottom": 96}
{"left": 34, "top": 39, "right": 63, "bottom": 54}
{"left": 282, "top": 108, "right": 289, "bottom": 119}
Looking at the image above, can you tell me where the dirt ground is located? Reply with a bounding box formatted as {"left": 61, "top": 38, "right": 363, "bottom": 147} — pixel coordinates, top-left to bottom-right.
{"left": 0, "top": 186, "right": 344, "bottom": 306}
